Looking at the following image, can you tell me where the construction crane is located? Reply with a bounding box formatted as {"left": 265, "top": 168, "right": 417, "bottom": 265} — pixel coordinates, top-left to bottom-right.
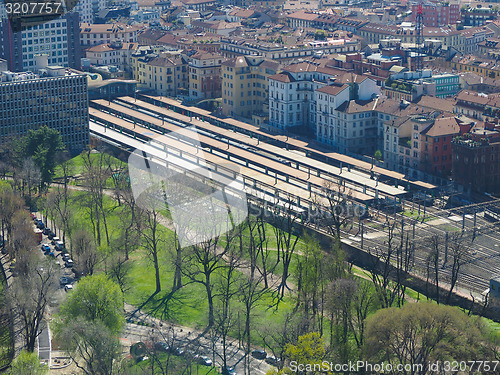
{"left": 415, "top": 2, "right": 424, "bottom": 74}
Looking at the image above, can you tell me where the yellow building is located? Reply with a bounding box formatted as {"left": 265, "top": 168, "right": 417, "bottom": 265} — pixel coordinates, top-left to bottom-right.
{"left": 135, "top": 52, "right": 189, "bottom": 96}
{"left": 448, "top": 55, "right": 500, "bottom": 79}
{"left": 221, "top": 55, "right": 280, "bottom": 119}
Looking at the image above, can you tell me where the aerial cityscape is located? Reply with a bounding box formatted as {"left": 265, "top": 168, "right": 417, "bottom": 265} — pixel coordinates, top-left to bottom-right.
{"left": 0, "top": 0, "right": 500, "bottom": 373}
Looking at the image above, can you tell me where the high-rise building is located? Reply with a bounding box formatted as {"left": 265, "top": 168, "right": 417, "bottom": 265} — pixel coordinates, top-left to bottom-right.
{"left": 0, "top": 12, "right": 82, "bottom": 71}
{"left": 0, "top": 68, "right": 89, "bottom": 153}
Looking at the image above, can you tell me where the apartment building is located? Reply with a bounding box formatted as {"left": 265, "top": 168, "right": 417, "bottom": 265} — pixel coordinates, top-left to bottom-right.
{"left": 135, "top": 53, "right": 189, "bottom": 96}
{"left": 419, "top": 116, "right": 461, "bottom": 176}
{"left": 453, "top": 90, "right": 500, "bottom": 121}
{"left": 410, "top": 3, "right": 460, "bottom": 27}
{"left": 86, "top": 42, "right": 138, "bottom": 76}
{"left": 268, "top": 60, "right": 380, "bottom": 137}
{"left": 80, "top": 23, "right": 141, "bottom": 47}
{"left": 0, "top": 69, "right": 89, "bottom": 153}
{"left": 220, "top": 36, "right": 361, "bottom": 62}
{"left": 0, "top": 13, "right": 81, "bottom": 71}
{"left": 452, "top": 127, "right": 500, "bottom": 194}
{"left": 326, "top": 97, "right": 378, "bottom": 155}
{"left": 448, "top": 55, "right": 500, "bottom": 79}
{"left": 221, "top": 55, "right": 280, "bottom": 119}
{"left": 188, "top": 52, "right": 224, "bottom": 100}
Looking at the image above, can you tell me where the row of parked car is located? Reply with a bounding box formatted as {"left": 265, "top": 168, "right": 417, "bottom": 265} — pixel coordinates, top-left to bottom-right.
{"left": 34, "top": 215, "right": 73, "bottom": 268}
{"left": 153, "top": 343, "right": 214, "bottom": 367}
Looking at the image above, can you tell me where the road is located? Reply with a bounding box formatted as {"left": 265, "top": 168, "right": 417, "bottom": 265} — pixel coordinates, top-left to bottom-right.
{"left": 122, "top": 303, "right": 272, "bottom": 374}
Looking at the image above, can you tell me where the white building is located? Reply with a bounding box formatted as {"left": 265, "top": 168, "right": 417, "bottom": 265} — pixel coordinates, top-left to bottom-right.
{"left": 72, "top": 0, "right": 94, "bottom": 23}
{"left": 86, "top": 42, "right": 138, "bottom": 75}
{"left": 80, "top": 23, "right": 141, "bottom": 47}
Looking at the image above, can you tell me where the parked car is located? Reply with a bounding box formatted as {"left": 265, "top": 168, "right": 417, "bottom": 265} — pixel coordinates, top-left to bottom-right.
{"left": 30, "top": 213, "right": 36, "bottom": 220}
{"left": 64, "top": 284, "right": 73, "bottom": 292}
{"left": 251, "top": 350, "right": 267, "bottom": 360}
{"left": 171, "top": 347, "right": 184, "bottom": 356}
{"left": 41, "top": 244, "right": 51, "bottom": 253}
{"left": 222, "top": 366, "right": 236, "bottom": 375}
{"left": 55, "top": 241, "right": 65, "bottom": 251}
{"left": 265, "top": 356, "right": 280, "bottom": 367}
{"left": 198, "top": 356, "right": 212, "bottom": 366}
{"left": 42, "top": 227, "right": 51, "bottom": 235}
{"left": 154, "top": 342, "right": 169, "bottom": 352}
{"left": 47, "top": 251, "right": 55, "bottom": 258}
{"left": 51, "top": 237, "right": 60, "bottom": 245}
{"left": 47, "top": 231, "right": 56, "bottom": 240}
{"left": 65, "top": 259, "right": 73, "bottom": 268}
{"left": 59, "top": 276, "right": 70, "bottom": 286}
{"left": 36, "top": 221, "right": 45, "bottom": 230}
{"left": 61, "top": 253, "right": 70, "bottom": 261}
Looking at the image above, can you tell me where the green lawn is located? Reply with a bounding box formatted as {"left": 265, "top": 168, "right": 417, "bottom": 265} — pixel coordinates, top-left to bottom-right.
{"left": 128, "top": 354, "right": 220, "bottom": 375}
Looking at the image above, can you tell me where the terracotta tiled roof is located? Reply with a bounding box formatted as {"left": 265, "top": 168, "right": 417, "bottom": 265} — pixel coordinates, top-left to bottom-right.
{"left": 422, "top": 116, "right": 460, "bottom": 137}
{"left": 316, "top": 83, "right": 349, "bottom": 96}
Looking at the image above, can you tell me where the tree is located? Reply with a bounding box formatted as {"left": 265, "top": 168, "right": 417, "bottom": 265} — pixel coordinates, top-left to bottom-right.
{"left": 446, "top": 233, "right": 471, "bottom": 304}
{"left": 271, "top": 196, "right": 301, "bottom": 301}
{"left": 59, "top": 274, "right": 124, "bottom": 334}
{"left": 285, "top": 332, "right": 326, "bottom": 374}
{"left": 314, "top": 179, "right": 352, "bottom": 239}
{"left": 294, "top": 234, "right": 325, "bottom": 332}
{"left": 364, "top": 303, "right": 496, "bottom": 373}
{"left": 18, "top": 126, "right": 65, "bottom": 188}
{"left": 8, "top": 350, "right": 48, "bottom": 375}
{"left": 374, "top": 150, "right": 382, "bottom": 161}
{"left": 139, "top": 199, "right": 163, "bottom": 295}
{"left": 9, "top": 260, "right": 57, "bottom": 352}
{"left": 58, "top": 318, "right": 123, "bottom": 375}
{"left": 71, "top": 229, "right": 98, "bottom": 276}
{"left": 182, "top": 235, "right": 228, "bottom": 328}
{"left": 81, "top": 150, "right": 113, "bottom": 247}
{"left": 19, "top": 159, "right": 41, "bottom": 208}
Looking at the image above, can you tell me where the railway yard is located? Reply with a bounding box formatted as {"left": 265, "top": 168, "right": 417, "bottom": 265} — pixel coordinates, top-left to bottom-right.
{"left": 88, "top": 95, "right": 500, "bottom": 299}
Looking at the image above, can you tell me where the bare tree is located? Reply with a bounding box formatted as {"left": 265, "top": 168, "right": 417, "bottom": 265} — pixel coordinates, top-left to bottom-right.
{"left": 107, "top": 254, "right": 132, "bottom": 294}
{"left": 313, "top": 178, "right": 353, "bottom": 238}
{"left": 10, "top": 210, "right": 37, "bottom": 275}
{"left": 271, "top": 195, "right": 300, "bottom": 301}
{"left": 19, "top": 159, "right": 41, "bottom": 208}
{"left": 182, "top": 234, "right": 228, "bottom": 328}
{"left": 428, "top": 234, "right": 441, "bottom": 304}
{"left": 72, "top": 229, "right": 99, "bottom": 276}
{"left": 213, "top": 248, "right": 241, "bottom": 370}
{"left": 139, "top": 200, "right": 163, "bottom": 295}
{"left": 81, "top": 150, "right": 113, "bottom": 247}
{"left": 239, "top": 216, "right": 269, "bottom": 374}
{"left": 9, "top": 260, "right": 57, "bottom": 352}
{"left": 446, "top": 233, "right": 470, "bottom": 304}
{"left": 368, "top": 222, "right": 399, "bottom": 308}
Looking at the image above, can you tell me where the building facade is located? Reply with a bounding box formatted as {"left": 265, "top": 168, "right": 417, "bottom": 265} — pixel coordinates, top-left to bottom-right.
{"left": 221, "top": 55, "right": 279, "bottom": 119}
{"left": 410, "top": 3, "right": 460, "bottom": 27}
{"left": 0, "top": 70, "right": 89, "bottom": 153}
{"left": 135, "top": 53, "right": 189, "bottom": 96}
{"left": 188, "top": 52, "right": 223, "bottom": 100}
{"left": 80, "top": 23, "right": 140, "bottom": 47}
{"left": 0, "top": 12, "right": 81, "bottom": 72}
